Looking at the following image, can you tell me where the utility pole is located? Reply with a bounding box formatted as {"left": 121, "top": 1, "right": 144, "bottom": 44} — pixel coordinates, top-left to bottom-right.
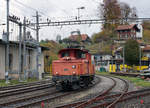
{"left": 18, "top": 23, "right": 22, "bottom": 81}
{"left": 23, "top": 17, "right": 27, "bottom": 81}
{"left": 34, "top": 11, "right": 41, "bottom": 79}
{"left": 6, "top": 0, "right": 10, "bottom": 83}
{"left": 8, "top": 15, "right": 23, "bottom": 81}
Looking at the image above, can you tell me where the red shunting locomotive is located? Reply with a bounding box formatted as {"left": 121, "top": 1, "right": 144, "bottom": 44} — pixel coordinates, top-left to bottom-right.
{"left": 52, "top": 48, "right": 95, "bottom": 90}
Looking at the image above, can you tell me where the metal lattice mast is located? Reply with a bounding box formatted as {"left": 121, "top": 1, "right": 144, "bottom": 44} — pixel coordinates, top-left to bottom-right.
{"left": 23, "top": 17, "right": 27, "bottom": 80}
{"left": 6, "top": 0, "right": 10, "bottom": 83}
{"left": 18, "top": 23, "right": 22, "bottom": 81}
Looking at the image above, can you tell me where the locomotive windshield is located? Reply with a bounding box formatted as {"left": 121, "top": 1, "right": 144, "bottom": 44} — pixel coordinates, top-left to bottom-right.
{"left": 76, "top": 51, "right": 86, "bottom": 59}
{"left": 61, "top": 52, "right": 69, "bottom": 57}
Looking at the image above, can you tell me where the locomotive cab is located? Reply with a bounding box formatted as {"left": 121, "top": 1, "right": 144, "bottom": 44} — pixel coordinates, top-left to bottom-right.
{"left": 52, "top": 48, "right": 95, "bottom": 90}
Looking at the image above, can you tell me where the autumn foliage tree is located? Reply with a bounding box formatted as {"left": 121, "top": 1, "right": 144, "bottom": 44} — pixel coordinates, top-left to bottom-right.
{"left": 100, "top": 0, "right": 121, "bottom": 29}
{"left": 142, "top": 21, "right": 150, "bottom": 43}
{"left": 40, "top": 40, "right": 64, "bottom": 71}
{"left": 100, "top": 0, "right": 137, "bottom": 28}
{"left": 92, "top": 0, "right": 138, "bottom": 44}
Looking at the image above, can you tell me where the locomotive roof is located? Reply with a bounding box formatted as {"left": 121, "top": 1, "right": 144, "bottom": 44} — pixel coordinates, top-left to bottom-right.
{"left": 58, "top": 48, "right": 89, "bottom": 54}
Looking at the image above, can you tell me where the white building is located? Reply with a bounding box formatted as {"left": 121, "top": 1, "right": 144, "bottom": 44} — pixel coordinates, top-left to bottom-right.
{"left": 92, "top": 54, "right": 112, "bottom": 72}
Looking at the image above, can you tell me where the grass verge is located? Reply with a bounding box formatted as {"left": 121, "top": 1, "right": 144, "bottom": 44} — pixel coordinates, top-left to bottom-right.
{"left": 96, "top": 71, "right": 150, "bottom": 88}
{"left": 0, "top": 78, "right": 38, "bottom": 87}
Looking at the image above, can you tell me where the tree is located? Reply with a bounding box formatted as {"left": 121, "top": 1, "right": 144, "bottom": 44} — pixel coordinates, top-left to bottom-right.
{"left": 124, "top": 39, "right": 140, "bottom": 66}
{"left": 143, "top": 30, "right": 150, "bottom": 43}
{"left": 100, "top": 0, "right": 137, "bottom": 28}
{"left": 141, "top": 21, "right": 150, "bottom": 43}
{"left": 100, "top": 0, "right": 121, "bottom": 29}
{"left": 91, "top": 29, "right": 117, "bottom": 43}
{"left": 143, "top": 21, "right": 150, "bottom": 30}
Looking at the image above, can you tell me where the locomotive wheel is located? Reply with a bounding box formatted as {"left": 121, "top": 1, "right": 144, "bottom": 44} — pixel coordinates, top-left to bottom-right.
{"left": 79, "top": 81, "right": 86, "bottom": 88}
{"left": 72, "top": 83, "right": 80, "bottom": 90}
{"left": 61, "top": 82, "right": 73, "bottom": 91}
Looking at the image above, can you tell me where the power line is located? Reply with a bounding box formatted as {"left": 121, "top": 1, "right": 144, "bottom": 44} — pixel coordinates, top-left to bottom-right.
{"left": 14, "top": 0, "right": 37, "bottom": 12}
{"left": 13, "top": 0, "right": 50, "bottom": 18}
{"left": 13, "top": 0, "right": 75, "bottom": 19}
{"left": 10, "top": 2, "right": 35, "bottom": 17}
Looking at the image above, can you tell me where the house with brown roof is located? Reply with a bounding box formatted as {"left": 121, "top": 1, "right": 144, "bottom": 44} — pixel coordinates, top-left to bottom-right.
{"left": 116, "top": 24, "right": 143, "bottom": 40}
{"left": 68, "top": 31, "right": 92, "bottom": 45}
{"left": 69, "top": 34, "right": 90, "bottom": 42}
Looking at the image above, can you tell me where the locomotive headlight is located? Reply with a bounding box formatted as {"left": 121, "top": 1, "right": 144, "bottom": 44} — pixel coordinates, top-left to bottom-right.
{"left": 72, "top": 65, "right": 76, "bottom": 69}
{"left": 56, "top": 72, "right": 58, "bottom": 75}
{"left": 73, "top": 71, "right": 76, "bottom": 75}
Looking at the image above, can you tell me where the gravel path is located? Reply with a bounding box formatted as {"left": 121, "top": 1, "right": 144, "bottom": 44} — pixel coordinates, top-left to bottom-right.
{"left": 45, "top": 75, "right": 117, "bottom": 108}
{"left": 111, "top": 77, "right": 137, "bottom": 93}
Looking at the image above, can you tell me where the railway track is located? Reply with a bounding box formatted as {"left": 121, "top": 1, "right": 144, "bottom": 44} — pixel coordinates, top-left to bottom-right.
{"left": 0, "top": 79, "right": 51, "bottom": 91}
{"left": 0, "top": 76, "right": 101, "bottom": 108}
{"left": 1, "top": 90, "right": 69, "bottom": 108}
{"left": 0, "top": 82, "right": 54, "bottom": 98}
{"left": 89, "top": 88, "right": 150, "bottom": 108}
{"left": 56, "top": 75, "right": 129, "bottom": 108}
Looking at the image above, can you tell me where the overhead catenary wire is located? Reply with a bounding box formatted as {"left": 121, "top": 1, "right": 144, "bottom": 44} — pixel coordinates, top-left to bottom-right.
{"left": 13, "top": 0, "right": 50, "bottom": 18}
{"left": 10, "top": 2, "right": 35, "bottom": 18}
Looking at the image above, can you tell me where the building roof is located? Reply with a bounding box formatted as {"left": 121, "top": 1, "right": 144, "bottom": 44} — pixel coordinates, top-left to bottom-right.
{"left": 0, "top": 39, "right": 49, "bottom": 51}
{"left": 143, "top": 45, "right": 150, "bottom": 51}
{"left": 116, "top": 24, "right": 137, "bottom": 31}
{"left": 58, "top": 48, "right": 89, "bottom": 54}
{"left": 69, "top": 34, "right": 89, "bottom": 41}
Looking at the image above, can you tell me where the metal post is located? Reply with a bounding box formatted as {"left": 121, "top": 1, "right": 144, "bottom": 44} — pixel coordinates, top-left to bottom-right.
{"left": 77, "top": 7, "right": 85, "bottom": 20}
{"left": 139, "top": 45, "right": 141, "bottom": 72}
{"left": 23, "top": 17, "right": 26, "bottom": 81}
{"left": 5, "top": 0, "right": 10, "bottom": 83}
{"left": 123, "top": 46, "right": 125, "bottom": 72}
{"left": 111, "top": 56, "right": 113, "bottom": 72}
{"left": 77, "top": 8, "right": 80, "bottom": 20}
{"left": 36, "top": 11, "right": 40, "bottom": 79}
{"left": 18, "top": 23, "right": 22, "bottom": 81}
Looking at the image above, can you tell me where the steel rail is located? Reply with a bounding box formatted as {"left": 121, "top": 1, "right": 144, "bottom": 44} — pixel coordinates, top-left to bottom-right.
{"left": 106, "top": 77, "right": 129, "bottom": 108}
{"left": 0, "top": 80, "right": 51, "bottom": 91}
{"left": 91, "top": 88, "right": 150, "bottom": 108}
{"left": 0, "top": 89, "right": 57, "bottom": 107}
{"left": 0, "top": 83, "right": 54, "bottom": 98}
{"left": 72, "top": 76, "right": 117, "bottom": 108}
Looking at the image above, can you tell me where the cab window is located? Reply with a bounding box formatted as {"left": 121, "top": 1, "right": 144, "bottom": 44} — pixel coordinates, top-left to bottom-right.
{"left": 61, "top": 52, "right": 69, "bottom": 57}
{"left": 76, "top": 51, "right": 86, "bottom": 59}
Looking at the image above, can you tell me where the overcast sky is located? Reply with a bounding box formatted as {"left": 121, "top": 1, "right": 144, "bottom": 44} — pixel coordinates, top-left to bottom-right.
{"left": 0, "top": 0, "right": 150, "bottom": 41}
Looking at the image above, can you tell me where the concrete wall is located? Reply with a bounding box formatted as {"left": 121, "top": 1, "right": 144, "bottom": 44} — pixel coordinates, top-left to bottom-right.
{"left": 0, "top": 44, "right": 5, "bottom": 79}
{"left": 39, "top": 53, "right": 44, "bottom": 80}
{"left": 0, "top": 44, "right": 45, "bottom": 80}
{"left": 9, "top": 45, "right": 19, "bottom": 73}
